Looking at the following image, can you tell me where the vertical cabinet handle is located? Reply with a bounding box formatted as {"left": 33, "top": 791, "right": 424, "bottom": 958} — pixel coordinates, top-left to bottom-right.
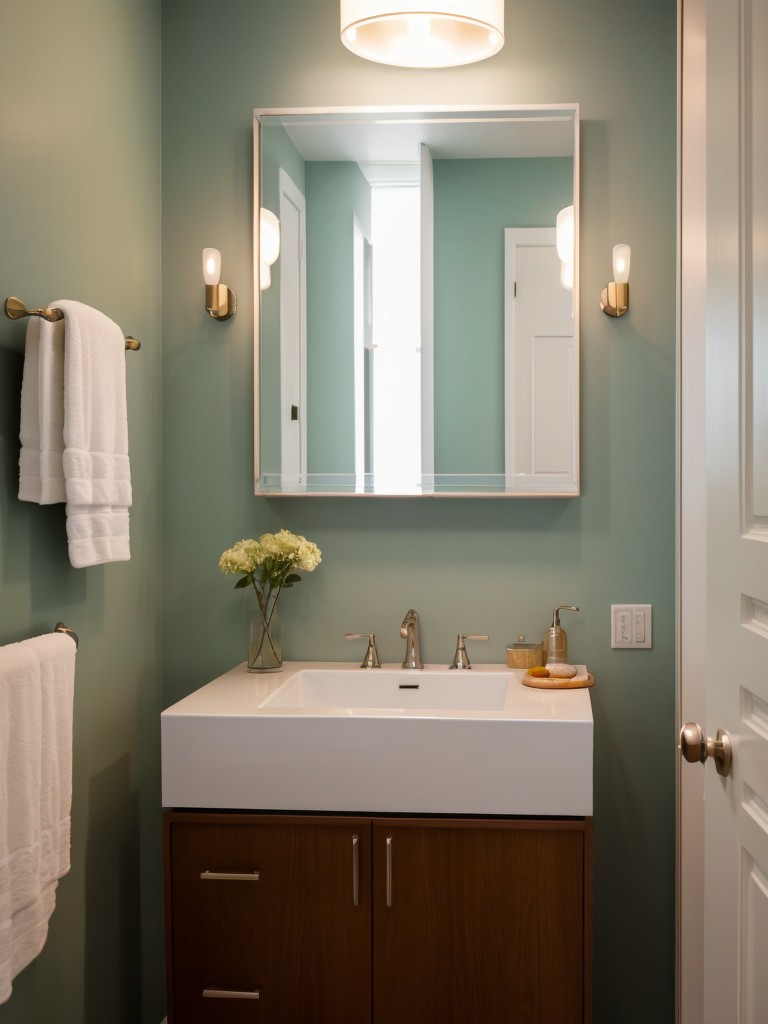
{"left": 352, "top": 834, "right": 359, "bottom": 907}
{"left": 386, "top": 836, "right": 393, "bottom": 907}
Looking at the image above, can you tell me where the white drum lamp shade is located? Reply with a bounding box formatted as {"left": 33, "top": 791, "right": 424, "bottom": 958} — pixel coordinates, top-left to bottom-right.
{"left": 340, "top": 0, "right": 505, "bottom": 68}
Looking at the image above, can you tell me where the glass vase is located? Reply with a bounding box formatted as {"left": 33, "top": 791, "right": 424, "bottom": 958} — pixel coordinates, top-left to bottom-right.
{"left": 246, "top": 590, "right": 283, "bottom": 672}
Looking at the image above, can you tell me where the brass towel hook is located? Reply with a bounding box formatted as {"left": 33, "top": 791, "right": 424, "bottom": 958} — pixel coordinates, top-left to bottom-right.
{"left": 5, "top": 296, "right": 141, "bottom": 350}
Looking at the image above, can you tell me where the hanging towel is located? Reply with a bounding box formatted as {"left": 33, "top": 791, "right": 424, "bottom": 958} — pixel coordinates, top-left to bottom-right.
{"left": 18, "top": 300, "right": 132, "bottom": 568}
{"left": 18, "top": 315, "right": 67, "bottom": 504}
{"left": 57, "top": 299, "right": 132, "bottom": 567}
{"left": 0, "top": 632, "right": 76, "bottom": 1005}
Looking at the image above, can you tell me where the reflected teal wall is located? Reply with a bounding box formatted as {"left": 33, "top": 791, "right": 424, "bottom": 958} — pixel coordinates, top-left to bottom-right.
{"left": 260, "top": 126, "right": 306, "bottom": 477}
{"left": 306, "top": 162, "right": 372, "bottom": 473}
{"left": 0, "top": 1, "right": 163, "bottom": 1022}
{"left": 434, "top": 156, "right": 573, "bottom": 473}
{"left": 160, "top": 2, "right": 676, "bottom": 1023}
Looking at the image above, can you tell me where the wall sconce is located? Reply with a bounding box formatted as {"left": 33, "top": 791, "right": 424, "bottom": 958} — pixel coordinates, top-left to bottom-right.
{"left": 340, "top": 0, "right": 504, "bottom": 68}
{"left": 202, "top": 248, "right": 236, "bottom": 321}
{"left": 600, "top": 244, "right": 631, "bottom": 317}
{"left": 260, "top": 209, "right": 281, "bottom": 291}
{"left": 556, "top": 205, "right": 574, "bottom": 292}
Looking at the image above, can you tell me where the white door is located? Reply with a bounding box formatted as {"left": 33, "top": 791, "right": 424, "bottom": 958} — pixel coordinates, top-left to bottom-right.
{"left": 278, "top": 169, "right": 307, "bottom": 486}
{"left": 680, "top": 0, "right": 768, "bottom": 1019}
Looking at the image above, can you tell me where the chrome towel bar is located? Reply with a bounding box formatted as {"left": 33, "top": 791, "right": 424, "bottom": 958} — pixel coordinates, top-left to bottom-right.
{"left": 5, "top": 297, "right": 140, "bottom": 350}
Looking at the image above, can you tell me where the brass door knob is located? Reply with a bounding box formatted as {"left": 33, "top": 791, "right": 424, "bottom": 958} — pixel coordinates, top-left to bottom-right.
{"left": 680, "top": 722, "right": 733, "bottom": 778}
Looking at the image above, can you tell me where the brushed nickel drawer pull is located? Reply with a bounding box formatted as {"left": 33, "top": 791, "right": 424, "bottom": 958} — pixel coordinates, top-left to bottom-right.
{"left": 203, "top": 987, "right": 260, "bottom": 1000}
{"left": 200, "top": 870, "right": 260, "bottom": 882}
{"left": 386, "top": 836, "right": 393, "bottom": 908}
{"left": 352, "top": 834, "right": 359, "bottom": 907}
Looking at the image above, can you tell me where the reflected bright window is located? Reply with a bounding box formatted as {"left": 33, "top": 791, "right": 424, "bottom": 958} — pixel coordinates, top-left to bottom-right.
{"left": 370, "top": 185, "right": 421, "bottom": 492}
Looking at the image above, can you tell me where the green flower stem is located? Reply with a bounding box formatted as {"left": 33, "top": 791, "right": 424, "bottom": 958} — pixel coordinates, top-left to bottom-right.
{"left": 252, "top": 579, "right": 283, "bottom": 664}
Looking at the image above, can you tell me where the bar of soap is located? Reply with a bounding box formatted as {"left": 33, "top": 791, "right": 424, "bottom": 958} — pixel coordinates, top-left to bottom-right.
{"left": 547, "top": 663, "right": 577, "bottom": 679}
{"left": 527, "top": 666, "right": 550, "bottom": 678}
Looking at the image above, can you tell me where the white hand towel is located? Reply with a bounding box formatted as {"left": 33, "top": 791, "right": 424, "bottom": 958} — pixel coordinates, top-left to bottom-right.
{"left": 0, "top": 633, "right": 76, "bottom": 1005}
{"left": 18, "top": 315, "right": 67, "bottom": 504}
{"left": 57, "top": 299, "right": 132, "bottom": 567}
{"left": 17, "top": 298, "right": 132, "bottom": 568}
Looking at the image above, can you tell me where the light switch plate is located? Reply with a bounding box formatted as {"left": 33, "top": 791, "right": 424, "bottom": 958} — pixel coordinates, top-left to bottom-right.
{"left": 611, "top": 604, "right": 653, "bottom": 649}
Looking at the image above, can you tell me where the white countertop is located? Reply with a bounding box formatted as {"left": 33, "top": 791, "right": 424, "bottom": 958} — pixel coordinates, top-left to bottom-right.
{"left": 162, "top": 661, "right": 593, "bottom": 817}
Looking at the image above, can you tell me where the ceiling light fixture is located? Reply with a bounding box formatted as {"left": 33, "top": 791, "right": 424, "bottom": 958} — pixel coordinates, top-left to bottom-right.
{"left": 340, "top": 1, "right": 504, "bottom": 68}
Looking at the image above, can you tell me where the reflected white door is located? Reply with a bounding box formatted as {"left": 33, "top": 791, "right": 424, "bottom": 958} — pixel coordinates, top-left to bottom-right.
{"left": 420, "top": 142, "right": 434, "bottom": 486}
{"left": 504, "top": 228, "right": 575, "bottom": 491}
{"left": 680, "top": 0, "right": 768, "bottom": 1019}
{"left": 279, "top": 169, "right": 307, "bottom": 485}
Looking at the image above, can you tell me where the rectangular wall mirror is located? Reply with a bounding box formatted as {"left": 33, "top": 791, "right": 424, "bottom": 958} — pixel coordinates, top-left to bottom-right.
{"left": 253, "top": 105, "right": 579, "bottom": 497}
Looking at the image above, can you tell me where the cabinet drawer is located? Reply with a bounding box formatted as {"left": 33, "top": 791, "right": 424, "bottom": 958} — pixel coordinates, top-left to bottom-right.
{"left": 165, "top": 814, "right": 372, "bottom": 1024}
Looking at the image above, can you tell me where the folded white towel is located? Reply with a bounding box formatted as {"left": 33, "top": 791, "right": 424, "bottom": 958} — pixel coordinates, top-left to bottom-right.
{"left": 18, "top": 315, "right": 67, "bottom": 504}
{"left": 0, "top": 633, "right": 76, "bottom": 1004}
{"left": 0, "top": 884, "right": 58, "bottom": 1005}
{"left": 17, "top": 299, "right": 132, "bottom": 568}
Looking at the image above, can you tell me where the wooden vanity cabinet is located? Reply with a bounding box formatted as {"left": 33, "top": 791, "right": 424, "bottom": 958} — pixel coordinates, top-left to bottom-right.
{"left": 164, "top": 812, "right": 592, "bottom": 1024}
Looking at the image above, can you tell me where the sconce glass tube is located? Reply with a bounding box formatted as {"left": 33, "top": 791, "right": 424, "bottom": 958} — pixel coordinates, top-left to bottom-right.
{"left": 613, "top": 243, "right": 631, "bottom": 283}
{"left": 556, "top": 205, "right": 574, "bottom": 292}
{"left": 202, "top": 248, "right": 221, "bottom": 286}
{"left": 260, "top": 209, "right": 281, "bottom": 291}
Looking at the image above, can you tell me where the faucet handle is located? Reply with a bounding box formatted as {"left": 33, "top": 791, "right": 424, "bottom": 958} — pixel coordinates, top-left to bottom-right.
{"left": 345, "top": 633, "right": 381, "bottom": 669}
{"left": 449, "top": 633, "right": 489, "bottom": 670}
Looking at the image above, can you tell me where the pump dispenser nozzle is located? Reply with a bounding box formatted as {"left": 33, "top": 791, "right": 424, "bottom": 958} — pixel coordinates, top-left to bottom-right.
{"left": 543, "top": 605, "right": 580, "bottom": 664}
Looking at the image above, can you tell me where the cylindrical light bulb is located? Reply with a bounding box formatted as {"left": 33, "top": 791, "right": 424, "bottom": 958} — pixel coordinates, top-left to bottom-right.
{"left": 202, "top": 248, "right": 221, "bottom": 286}
{"left": 613, "top": 243, "right": 631, "bottom": 284}
{"left": 556, "top": 206, "right": 574, "bottom": 265}
{"left": 560, "top": 260, "right": 574, "bottom": 291}
{"left": 260, "top": 209, "right": 280, "bottom": 267}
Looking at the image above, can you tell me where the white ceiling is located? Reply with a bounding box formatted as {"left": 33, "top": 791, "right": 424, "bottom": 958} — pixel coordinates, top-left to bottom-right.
{"left": 262, "top": 109, "right": 576, "bottom": 168}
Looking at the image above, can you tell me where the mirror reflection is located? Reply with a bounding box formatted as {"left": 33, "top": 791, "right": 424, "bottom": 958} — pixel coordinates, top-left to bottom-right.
{"left": 254, "top": 106, "right": 579, "bottom": 496}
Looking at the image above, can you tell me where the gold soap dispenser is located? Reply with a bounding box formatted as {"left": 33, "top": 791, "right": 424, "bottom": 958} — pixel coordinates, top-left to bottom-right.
{"left": 543, "top": 605, "right": 580, "bottom": 664}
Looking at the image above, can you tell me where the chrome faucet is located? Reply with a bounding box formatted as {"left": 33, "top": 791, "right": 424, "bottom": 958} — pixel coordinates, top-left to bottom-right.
{"left": 400, "top": 609, "right": 423, "bottom": 669}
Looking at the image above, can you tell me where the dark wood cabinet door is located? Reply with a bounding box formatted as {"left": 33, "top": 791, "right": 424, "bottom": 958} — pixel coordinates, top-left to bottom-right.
{"left": 372, "top": 818, "right": 590, "bottom": 1024}
{"left": 165, "top": 813, "right": 372, "bottom": 1024}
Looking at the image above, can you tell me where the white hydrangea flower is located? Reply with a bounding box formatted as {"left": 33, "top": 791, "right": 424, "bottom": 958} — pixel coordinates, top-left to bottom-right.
{"left": 220, "top": 530, "right": 322, "bottom": 592}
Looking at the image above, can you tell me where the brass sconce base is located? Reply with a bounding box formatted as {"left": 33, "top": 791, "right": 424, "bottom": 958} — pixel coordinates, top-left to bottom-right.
{"left": 205, "top": 283, "right": 236, "bottom": 321}
{"left": 600, "top": 282, "right": 629, "bottom": 317}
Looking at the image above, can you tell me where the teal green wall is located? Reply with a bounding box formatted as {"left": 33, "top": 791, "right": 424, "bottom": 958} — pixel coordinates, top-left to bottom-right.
{"left": 0, "top": 1, "right": 163, "bottom": 1022}
{"left": 306, "top": 162, "right": 372, "bottom": 473}
{"left": 434, "top": 156, "right": 573, "bottom": 474}
{"left": 162, "top": 2, "right": 676, "bottom": 1022}
{"left": 0, "top": 1, "right": 676, "bottom": 1021}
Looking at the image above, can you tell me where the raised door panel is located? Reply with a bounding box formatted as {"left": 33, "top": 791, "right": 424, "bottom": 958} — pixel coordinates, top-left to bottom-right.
{"left": 166, "top": 813, "right": 371, "bottom": 1024}
{"left": 372, "top": 818, "right": 588, "bottom": 1024}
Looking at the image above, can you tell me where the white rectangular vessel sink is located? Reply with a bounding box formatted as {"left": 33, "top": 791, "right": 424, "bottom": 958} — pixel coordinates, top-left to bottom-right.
{"left": 260, "top": 668, "right": 509, "bottom": 711}
{"left": 162, "top": 662, "right": 593, "bottom": 817}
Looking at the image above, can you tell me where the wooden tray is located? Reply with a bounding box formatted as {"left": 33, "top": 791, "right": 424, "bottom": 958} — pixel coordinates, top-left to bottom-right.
{"left": 522, "top": 671, "right": 594, "bottom": 690}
